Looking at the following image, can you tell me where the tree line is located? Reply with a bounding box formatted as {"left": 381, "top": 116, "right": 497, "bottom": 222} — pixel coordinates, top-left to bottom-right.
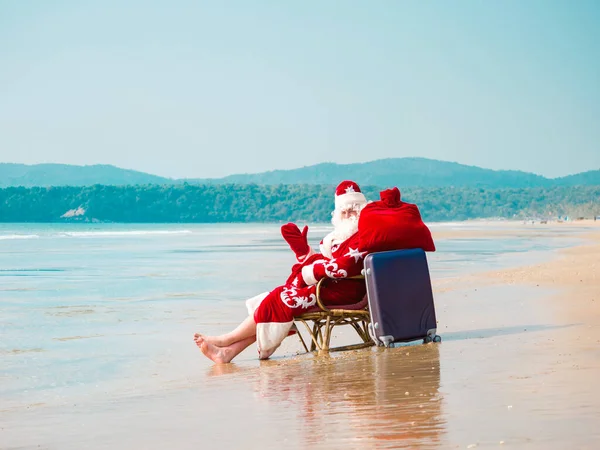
{"left": 0, "top": 184, "right": 598, "bottom": 223}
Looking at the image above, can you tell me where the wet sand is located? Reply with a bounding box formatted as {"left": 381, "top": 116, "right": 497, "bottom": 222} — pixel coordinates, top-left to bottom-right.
{"left": 2, "top": 222, "right": 600, "bottom": 449}
{"left": 430, "top": 222, "right": 600, "bottom": 448}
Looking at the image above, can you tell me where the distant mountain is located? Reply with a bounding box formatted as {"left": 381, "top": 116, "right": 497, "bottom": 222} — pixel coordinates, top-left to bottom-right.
{"left": 553, "top": 170, "right": 600, "bottom": 186}
{"left": 1, "top": 158, "right": 598, "bottom": 188}
{"left": 0, "top": 163, "right": 171, "bottom": 188}
{"left": 188, "top": 158, "right": 560, "bottom": 188}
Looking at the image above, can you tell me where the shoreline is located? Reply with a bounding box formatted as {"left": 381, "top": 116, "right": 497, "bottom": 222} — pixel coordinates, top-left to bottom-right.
{"left": 0, "top": 218, "right": 597, "bottom": 226}
{"left": 430, "top": 221, "right": 599, "bottom": 292}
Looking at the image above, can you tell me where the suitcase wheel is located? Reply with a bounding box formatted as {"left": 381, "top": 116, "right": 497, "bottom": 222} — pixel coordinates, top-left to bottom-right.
{"left": 380, "top": 336, "right": 393, "bottom": 348}
{"left": 423, "top": 334, "right": 442, "bottom": 344}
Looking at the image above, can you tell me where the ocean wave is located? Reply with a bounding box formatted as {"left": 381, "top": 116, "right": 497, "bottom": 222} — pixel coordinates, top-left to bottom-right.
{"left": 61, "top": 230, "right": 193, "bottom": 237}
{"left": 0, "top": 234, "right": 40, "bottom": 240}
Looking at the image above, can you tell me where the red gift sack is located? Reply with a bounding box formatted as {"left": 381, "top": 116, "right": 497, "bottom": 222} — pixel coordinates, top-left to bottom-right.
{"left": 358, "top": 187, "right": 435, "bottom": 253}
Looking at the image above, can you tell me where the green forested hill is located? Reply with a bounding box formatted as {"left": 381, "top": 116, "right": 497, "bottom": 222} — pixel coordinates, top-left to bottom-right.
{"left": 553, "top": 170, "right": 600, "bottom": 186}
{"left": 0, "top": 163, "right": 171, "bottom": 188}
{"left": 0, "top": 184, "right": 597, "bottom": 223}
{"left": 191, "top": 158, "right": 555, "bottom": 188}
{"left": 2, "top": 159, "right": 599, "bottom": 189}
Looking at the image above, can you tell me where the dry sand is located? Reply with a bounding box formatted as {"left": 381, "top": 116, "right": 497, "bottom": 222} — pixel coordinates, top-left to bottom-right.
{"left": 429, "top": 221, "right": 600, "bottom": 449}
{"left": 2, "top": 222, "right": 600, "bottom": 449}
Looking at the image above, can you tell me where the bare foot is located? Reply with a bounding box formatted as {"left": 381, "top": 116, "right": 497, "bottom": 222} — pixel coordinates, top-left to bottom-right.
{"left": 194, "top": 333, "right": 229, "bottom": 347}
{"left": 199, "top": 340, "right": 234, "bottom": 364}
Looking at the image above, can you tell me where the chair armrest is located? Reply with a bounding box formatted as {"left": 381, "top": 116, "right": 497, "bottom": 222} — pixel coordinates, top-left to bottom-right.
{"left": 315, "top": 275, "right": 365, "bottom": 313}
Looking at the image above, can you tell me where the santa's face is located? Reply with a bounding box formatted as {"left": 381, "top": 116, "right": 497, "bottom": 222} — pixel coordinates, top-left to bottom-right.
{"left": 331, "top": 205, "right": 362, "bottom": 241}
{"left": 340, "top": 209, "right": 358, "bottom": 221}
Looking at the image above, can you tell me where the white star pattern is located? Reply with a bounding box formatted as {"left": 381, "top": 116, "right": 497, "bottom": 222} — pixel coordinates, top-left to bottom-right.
{"left": 344, "top": 247, "right": 366, "bottom": 263}
{"left": 345, "top": 185, "right": 356, "bottom": 193}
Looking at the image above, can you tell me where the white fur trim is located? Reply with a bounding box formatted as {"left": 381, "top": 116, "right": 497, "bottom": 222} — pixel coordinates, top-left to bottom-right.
{"left": 320, "top": 233, "right": 334, "bottom": 258}
{"left": 256, "top": 321, "right": 293, "bottom": 359}
{"left": 297, "top": 247, "right": 315, "bottom": 263}
{"left": 301, "top": 264, "right": 318, "bottom": 286}
{"left": 245, "top": 292, "right": 269, "bottom": 315}
{"left": 335, "top": 192, "right": 367, "bottom": 210}
{"left": 320, "top": 230, "right": 355, "bottom": 259}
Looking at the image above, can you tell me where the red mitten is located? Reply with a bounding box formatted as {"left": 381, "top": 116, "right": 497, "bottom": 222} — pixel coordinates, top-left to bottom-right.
{"left": 281, "top": 223, "right": 310, "bottom": 260}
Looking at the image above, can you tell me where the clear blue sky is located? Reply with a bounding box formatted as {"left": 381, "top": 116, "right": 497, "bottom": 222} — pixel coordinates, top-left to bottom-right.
{"left": 1, "top": 1, "right": 598, "bottom": 179}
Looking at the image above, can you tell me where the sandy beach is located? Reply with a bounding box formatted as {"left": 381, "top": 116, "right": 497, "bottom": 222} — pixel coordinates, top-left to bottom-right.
{"left": 427, "top": 221, "right": 600, "bottom": 448}
{"left": 2, "top": 222, "right": 600, "bottom": 449}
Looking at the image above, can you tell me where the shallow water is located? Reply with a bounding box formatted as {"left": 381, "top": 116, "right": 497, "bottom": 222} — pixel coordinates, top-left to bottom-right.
{"left": 1, "top": 222, "right": 596, "bottom": 449}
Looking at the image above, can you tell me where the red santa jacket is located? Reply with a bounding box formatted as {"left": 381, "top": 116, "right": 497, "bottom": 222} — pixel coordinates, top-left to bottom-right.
{"left": 300, "top": 231, "right": 365, "bottom": 286}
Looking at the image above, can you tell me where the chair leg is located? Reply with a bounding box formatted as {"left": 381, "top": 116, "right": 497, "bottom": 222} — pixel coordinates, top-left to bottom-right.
{"left": 316, "top": 322, "right": 326, "bottom": 350}
{"left": 296, "top": 315, "right": 373, "bottom": 353}
{"left": 360, "top": 320, "right": 371, "bottom": 343}
{"left": 299, "top": 319, "right": 321, "bottom": 352}
{"left": 311, "top": 322, "right": 320, "bottom": 351}
{"left": 323, "top": 315, "right": 332, "bottom": 351}
{"left": 296, "top": 328, "right": 309, "bottom": 353}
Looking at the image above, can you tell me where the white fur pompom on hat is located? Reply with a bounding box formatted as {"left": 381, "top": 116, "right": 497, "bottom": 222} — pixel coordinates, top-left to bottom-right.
{"left": 334, "top": 180, "right": 367, "bottom": 210}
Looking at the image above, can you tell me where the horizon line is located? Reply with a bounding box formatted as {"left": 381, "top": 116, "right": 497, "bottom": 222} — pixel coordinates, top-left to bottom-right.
{"left": 1, "top": 157, "right": 597, "bottom": 180}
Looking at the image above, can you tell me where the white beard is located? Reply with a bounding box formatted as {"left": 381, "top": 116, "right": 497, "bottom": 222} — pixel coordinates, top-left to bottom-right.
{"left": 320, "top": 213, "right": 359, "bottom": 258}
{"left": 330, "top": 215, "right": 359, "bottom": 243}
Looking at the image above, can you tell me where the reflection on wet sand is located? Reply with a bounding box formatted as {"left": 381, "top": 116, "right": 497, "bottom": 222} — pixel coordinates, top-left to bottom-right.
{"left": 209, "top": 345, "right": 443, "bottom": 449}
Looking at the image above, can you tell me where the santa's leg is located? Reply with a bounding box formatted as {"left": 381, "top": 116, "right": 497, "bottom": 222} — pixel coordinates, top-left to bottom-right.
{"left": 194, "top": 315, "right": 257, "bottom": 347}
{"left": 253, "top": 286, "right": 302, "bottom": 359}
{"left": 197, "top": 335, "right": 256, "bottom": 364}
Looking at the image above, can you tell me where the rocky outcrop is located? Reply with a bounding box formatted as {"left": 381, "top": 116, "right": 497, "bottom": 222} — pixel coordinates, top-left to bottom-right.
{"left": 61, "top": 207, "right": 86, "bottom": 218}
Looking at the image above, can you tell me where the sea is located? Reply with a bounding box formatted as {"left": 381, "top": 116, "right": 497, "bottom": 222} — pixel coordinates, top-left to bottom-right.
{"left": 0, "top": 222, "right": 590, "bottom": 449}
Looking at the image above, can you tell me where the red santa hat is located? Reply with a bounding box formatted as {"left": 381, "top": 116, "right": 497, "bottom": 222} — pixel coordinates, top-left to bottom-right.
{"left": 334, "top": 180, "right": 367, "bottom": 210}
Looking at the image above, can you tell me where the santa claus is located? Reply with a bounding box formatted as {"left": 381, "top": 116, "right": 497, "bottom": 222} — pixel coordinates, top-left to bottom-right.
{"left": 194, "top": 180, "right": 369, "bottom": 363}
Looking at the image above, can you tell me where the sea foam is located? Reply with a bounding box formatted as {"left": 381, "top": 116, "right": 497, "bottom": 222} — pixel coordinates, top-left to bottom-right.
{"left": 0, "top": 234, "right": 40, "bottom": 240}
{"left": 61, "top": 230, "right": 193, "bottom": 237}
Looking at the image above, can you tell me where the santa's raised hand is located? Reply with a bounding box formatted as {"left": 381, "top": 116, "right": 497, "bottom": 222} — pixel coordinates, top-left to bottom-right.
{"left": 280, "top": 223, "right": 312, "bottom": 262}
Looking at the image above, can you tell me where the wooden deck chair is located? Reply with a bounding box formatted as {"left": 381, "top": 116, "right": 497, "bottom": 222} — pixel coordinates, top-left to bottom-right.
{"left": 294, "top": 276, "right": 374, "bottom": 353}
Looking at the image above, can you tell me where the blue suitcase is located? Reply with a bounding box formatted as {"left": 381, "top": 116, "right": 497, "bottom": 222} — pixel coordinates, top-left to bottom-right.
{"left": 364, "top": 249, "right": 441, "bottom": 347}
